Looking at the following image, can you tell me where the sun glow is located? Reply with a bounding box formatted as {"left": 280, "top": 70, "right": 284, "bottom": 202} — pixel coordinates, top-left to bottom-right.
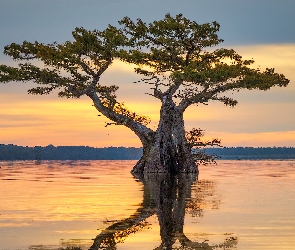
{"left": 0, "top": 44, "right": 294, "bottom": 147}
{"left": 219, "top": 131, "right": 295, "bottom": 147}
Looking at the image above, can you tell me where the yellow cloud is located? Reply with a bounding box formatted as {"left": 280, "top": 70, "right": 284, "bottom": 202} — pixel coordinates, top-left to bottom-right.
{"left": 1, "top": 44, "right": 294, "bottom": 147}
{"left": 211, "top": 131, "right": 295, "bottom": 147}
{"left": 108, "top": 59, "right": 136, "bottom": 73}
{"left": 233, "top": 44, "right": 295, "bottom": 67}
{"left": 232, "top": 44, "right": 295, "bottom": 89}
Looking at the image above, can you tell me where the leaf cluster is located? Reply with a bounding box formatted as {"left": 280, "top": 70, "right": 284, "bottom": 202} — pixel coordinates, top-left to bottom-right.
{"left": 186, "top": 128, "right": 221, "bottom": 165}
{"left": 103, "top": 102, "right": 151, "bottom": 126}
{"left": 119, "top": 13, "right": 223, "bottom": 74}
{"left": 117, "top": 14, "right": 289, "bottom": 109}
{"left": 0, "top": 14, "right": 290, "bottom": 126}
{"left": 1, "top": 26, "right": 126, "bottom": 97}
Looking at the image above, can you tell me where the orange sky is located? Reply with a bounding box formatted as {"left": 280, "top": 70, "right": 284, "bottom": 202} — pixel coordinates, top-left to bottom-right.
{"left": 1, "top": 44, "right": 295, "bottom": 148}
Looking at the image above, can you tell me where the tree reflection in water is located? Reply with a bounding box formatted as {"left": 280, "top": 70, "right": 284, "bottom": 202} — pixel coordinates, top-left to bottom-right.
{"left": 89, "top": 170, "right": 238, "bottom": 250}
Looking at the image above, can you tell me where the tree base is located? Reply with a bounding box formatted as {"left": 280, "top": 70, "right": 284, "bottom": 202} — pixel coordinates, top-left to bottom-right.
{"left": 131, "top": 156, "right": 199, "bottom": 175}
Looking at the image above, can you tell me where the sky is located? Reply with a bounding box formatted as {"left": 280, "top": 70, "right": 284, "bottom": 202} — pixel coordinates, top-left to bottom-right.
{"left": 0, "top": 0, "right": 295, "bottom": 148}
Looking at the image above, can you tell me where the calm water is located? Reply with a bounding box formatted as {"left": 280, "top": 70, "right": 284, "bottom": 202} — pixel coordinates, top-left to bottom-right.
{"left": 0, "top": 160, "right": 295, "bottom": 249}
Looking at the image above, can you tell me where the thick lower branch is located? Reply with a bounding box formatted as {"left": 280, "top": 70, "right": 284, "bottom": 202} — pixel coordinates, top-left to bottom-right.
{"left": 87, "top": 89, "right": 155, "bottom": 146}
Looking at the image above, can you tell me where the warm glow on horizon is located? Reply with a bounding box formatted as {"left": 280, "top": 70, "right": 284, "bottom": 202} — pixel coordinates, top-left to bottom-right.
{"left": 203, "top": 131, "right": 295, "bottom": 148}
{"left": 234, "top": 44, "right": 295, "bottom": 73}
{"left": 0, "top": 44, "right": 294, "bottom": 147}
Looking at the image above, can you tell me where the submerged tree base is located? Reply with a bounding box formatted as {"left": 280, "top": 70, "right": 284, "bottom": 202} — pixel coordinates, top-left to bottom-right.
{"left": 131, "top": 157, "right": 199, "bottom": 175}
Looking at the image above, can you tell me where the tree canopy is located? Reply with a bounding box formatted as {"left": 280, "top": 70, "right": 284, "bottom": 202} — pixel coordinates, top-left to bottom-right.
{"left": 118, "top": 14, "right": 288, "bottom": 109}
{"left": 0, "top": 14, "right": 289, "bottom": 173}
{"left": 1, "top": 14, "right": 288, "bottom": 108}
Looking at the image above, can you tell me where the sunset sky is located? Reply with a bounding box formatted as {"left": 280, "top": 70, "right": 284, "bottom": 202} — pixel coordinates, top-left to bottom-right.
{"left": 0, "top": 0, "right": 294, "bottom": 148}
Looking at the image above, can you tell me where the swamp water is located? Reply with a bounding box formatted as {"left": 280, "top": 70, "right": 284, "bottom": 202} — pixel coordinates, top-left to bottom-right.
{"left": 0, "top": 160, "right": 295, "bottom": 249}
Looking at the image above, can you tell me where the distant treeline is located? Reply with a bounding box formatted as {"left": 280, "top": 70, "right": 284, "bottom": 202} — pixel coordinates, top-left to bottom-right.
{"left": 204, "top": 147, "right": 295, "bottom": 160}
{"left": 0, "top": 144, "right": 142, "bottom": 160}
{"left": 0, "top": 144, "right": 295, "bottom": 161}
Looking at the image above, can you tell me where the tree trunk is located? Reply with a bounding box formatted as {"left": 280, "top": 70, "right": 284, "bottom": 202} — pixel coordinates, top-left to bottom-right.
{"left": 132, "top": 95, "right": 198, "bottom": 174}
{"left": 88, "top": 89, "right": 197, "bottom": 174}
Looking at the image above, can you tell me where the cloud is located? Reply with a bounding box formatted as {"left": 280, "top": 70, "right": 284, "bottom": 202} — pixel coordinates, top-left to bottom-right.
{"left": 1, "top": 44, "right": 294, "bottom": 147}
{"left": 232, "top": 44, "right": 295, "bottom": 88}
{"left": 208, "top": 131, "right": 295, "bottom": 147}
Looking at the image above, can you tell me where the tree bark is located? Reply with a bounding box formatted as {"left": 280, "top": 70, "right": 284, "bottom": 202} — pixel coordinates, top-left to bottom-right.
{"left": 87, "top": 88, "right": 197, "bottom": 174}
{"left": 132, "top": 95, "right": 198, "bottom": 174}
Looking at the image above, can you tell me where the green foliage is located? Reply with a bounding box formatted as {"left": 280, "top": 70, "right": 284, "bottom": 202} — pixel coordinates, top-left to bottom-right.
{"left": 0, "top": 13, "right": 290, "bottom": 125}
{"left": 112, "top": 103, "right": 151, "bottom": 126}
{"left": 119, "top": 14, "right": 289, "bottom": 108}
{"left": 186, "top": 128, "right": 221, "bottom": 165}
{"left": 1, "top": 26, "right": 126, "bottom": 97}
{"left": 119, "top": 13, "right": 222, "bottom": 73}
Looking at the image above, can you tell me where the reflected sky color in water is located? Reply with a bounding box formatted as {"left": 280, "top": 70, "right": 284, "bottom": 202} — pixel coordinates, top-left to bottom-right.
{"left": 1, "top": 160, "right": 295, "bottom": 249}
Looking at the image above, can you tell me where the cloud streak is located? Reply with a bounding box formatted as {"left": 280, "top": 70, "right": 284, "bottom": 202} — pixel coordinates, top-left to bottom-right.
{"left": 0, "top": 1, "right": 294, "bottom": 147}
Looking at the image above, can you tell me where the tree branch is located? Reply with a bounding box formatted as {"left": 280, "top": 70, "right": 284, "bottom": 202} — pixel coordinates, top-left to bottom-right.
{"left": 87, "top": 89, "right": 155, "bottom": 146}
{"left": 140, "top": 75, "right": 164, "bottom": 100}
{"left": 164, "top": 77, "right": 183, "bottom": 97}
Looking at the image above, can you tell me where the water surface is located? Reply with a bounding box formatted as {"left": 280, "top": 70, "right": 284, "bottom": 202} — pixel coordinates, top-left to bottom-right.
{"left": 0, "top": 160, "right": 295, "bottom": 249}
